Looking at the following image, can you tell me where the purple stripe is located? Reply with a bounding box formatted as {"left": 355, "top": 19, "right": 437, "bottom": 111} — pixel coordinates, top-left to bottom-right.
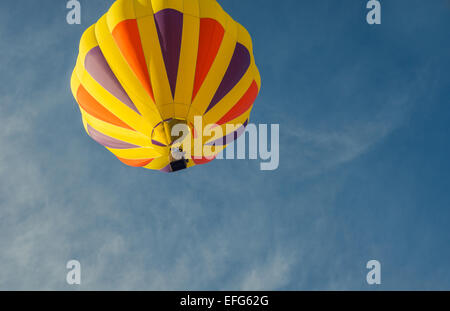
{"left": 152, "top": 139, "right": 167, "bottom": 147}
{"left": 206, "top": 120, "right": 249, "bottom": 146}
{"left": 85, "top": 47, "right": 140, "bottom": 114}
{"left": 205, "top": 43, "right": 251, "bottom": 113}
{"left": 87, "top": 124, "right": 139, "bottom": 149}
{"left": 160, "top": 164, "right": 172, "bottom": 173}
{"left": 154, "top": 9, "right": 183, "bottom": 98}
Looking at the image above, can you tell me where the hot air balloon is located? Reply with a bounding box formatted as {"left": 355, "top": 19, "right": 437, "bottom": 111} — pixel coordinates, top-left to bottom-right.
{"left": 71, "top": 0, "right": 261, "bottom": 172}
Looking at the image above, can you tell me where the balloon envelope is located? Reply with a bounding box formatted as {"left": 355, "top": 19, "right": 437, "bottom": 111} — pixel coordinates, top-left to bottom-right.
{"left": 71, "top": 0, "right": 261, "bottom": 172}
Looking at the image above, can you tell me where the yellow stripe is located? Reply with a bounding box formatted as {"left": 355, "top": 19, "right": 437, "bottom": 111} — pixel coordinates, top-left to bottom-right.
{"left": 143, "top": 155, "right": 170, "bottom": 170}
{"left": 198, "top": 0, "right": 228, "bottom": 24}
{"left": 107, "top": 0, "right": 137, "bottom": 29}
{"left": 203, "top": 111, "right": 250, "bottom": 145}
{"left": 201, "top": 62, "right": 256, "bottom": 126}
{"left": 174, "top": 1, "right": 200, "bottom": 119}
{"left": 184, "top": 0, "right": 201, "bottom": 17}
{"left": 150, "top": 0, "right": 183, "bottom": 14}
{"left": 78, "top": 25, "right": 97, "bottom": 59}
{"left": 81, "top": 115, "right": 89, "bottom": 136}
{"left": 136, "top": 13, "right": 174, "bottom": 118}
{"left": 95, "top": 14, "right": 162, "bottom": 126}
{"left": 174, "top": 103, "right": 189, "bottom": 119}
{"left": 134, "top": 0, "right": 153, "bottom": 18}
{"left": 236, "top": 23, "right": 261, "bottom": 89}
{"left": 70, "top": 69, "right": 81, "bottom": 100}
{"left": 108, "top": 146, "right": 168, "bottom": 159}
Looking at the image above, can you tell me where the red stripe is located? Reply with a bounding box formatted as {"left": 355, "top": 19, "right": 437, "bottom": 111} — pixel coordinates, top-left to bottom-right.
{"left": 193, "top": 156, "right": 216, "bottom": 165}
{"left": 216, "top": 81, "right": 259, "bottom": 125}
{"left": 192, "top": 18, "right": 225, "bottom": 101}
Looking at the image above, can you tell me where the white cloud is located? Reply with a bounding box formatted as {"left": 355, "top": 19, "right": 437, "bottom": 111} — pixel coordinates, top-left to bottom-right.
{"left": 240, "top": 251, "right": 295, "bottom": 290}
{"left": 0, "top": 0, "right": 442, "bottom": 291}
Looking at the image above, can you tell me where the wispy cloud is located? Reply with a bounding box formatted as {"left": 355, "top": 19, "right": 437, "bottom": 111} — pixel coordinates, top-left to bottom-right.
{"left": 0, "top": 0, "right": 449, "bottom": 291}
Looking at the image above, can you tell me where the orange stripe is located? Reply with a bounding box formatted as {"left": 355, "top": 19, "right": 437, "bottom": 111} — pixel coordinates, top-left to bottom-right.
{"left": 216, "top": 81, "right": 259, "bottom": 125}
{"left": 112, "top": 19, "right": 155, "bottom": 101}
{"left": 117, "top": 157, "right": 154, "bottom": 167}
{"left": 192, "top": 18, "right": 225, "bottom": 101}
{"left": 77, "top": 85, "right": 133, "bottom": 130}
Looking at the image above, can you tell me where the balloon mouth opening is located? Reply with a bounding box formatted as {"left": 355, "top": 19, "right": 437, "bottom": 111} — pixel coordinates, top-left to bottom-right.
{"left": 151, "top": 118, "right": 191, "bottom": 147}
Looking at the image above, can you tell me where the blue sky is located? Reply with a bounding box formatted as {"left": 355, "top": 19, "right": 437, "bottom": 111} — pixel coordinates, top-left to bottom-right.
{"left": 0, "top": 0, "right": 449, "bottom": 290}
